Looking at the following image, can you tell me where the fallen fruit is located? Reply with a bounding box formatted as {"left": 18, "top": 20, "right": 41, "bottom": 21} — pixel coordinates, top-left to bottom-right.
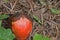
{"left": 11, "top": 13, "right": 32, "bottom": 40}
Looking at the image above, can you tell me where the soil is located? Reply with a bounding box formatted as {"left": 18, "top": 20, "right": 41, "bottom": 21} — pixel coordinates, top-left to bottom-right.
{"left": 1, "top": 0, "right": 60, "bottom": 40}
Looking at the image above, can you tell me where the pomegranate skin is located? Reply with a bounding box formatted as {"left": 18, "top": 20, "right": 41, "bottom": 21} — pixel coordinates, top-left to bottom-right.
{"left": 12, "top": 16, "right": 32, "bottom": 40}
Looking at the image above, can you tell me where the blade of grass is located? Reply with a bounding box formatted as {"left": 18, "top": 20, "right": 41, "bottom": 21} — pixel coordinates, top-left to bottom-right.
{"left": 39, "top": 0, "right": 46, "bottom": 5}
{"left": 33, "top": 15, "right": 41, "bottom": 25}
{"left": 3, "top": 0, "right": 8, "bottom": 3}
{"left": 50, "top": 8, "right": 60, "bottom": 14}
{"left": 0, "top": 14, "right": 9, "bottom": 20}
{"left": 0, "top": 20, "right": 2, "bottom": 27}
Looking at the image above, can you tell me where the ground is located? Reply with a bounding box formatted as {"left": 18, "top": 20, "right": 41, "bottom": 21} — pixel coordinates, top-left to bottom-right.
{"left": 0, "top": 0, "right": 60, "bottom": 40}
